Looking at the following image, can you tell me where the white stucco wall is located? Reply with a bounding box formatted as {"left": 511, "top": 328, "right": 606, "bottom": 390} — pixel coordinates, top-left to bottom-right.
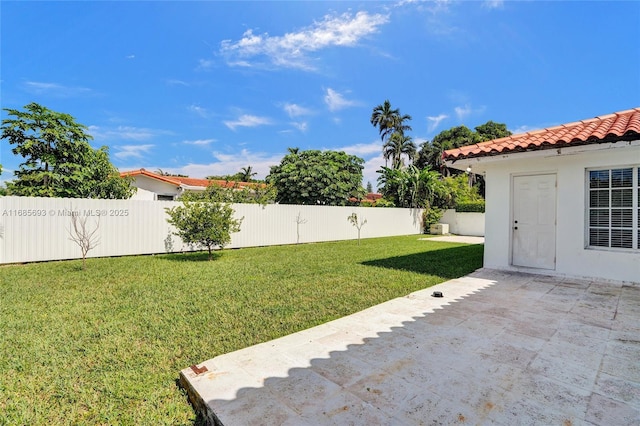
{"left": 129, "top": 187, "right": 157, "bottom": 201}
{"left": 130, "top": 175, "right": 181, "bottom": 200}
{"left": 456, "top": 141, "right": 640, "bottom": 284}
{"left": 440, "top": 209, "right": 485, "bottom": 236}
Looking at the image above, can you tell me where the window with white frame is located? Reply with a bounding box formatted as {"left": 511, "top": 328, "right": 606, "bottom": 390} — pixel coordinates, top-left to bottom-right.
{"left": 587, "top": 166, "right": 639, "bottom": 250}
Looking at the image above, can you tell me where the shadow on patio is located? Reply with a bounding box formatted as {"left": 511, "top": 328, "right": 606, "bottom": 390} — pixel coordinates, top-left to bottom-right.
{"left": 181, "top": 269, "right": 640, "bottom": 425}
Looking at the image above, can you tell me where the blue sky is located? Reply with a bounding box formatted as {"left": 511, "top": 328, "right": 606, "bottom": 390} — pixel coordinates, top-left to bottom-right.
{"left": 2, "top": 1, "right": 639, "bottom": 188}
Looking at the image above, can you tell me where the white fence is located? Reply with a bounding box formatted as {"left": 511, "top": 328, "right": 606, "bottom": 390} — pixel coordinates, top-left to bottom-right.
{"left": 439, "top": 209, "right": 485, "bottom": 237}
{"left": 0, "top": 197, "right": 424, "bottom": 264}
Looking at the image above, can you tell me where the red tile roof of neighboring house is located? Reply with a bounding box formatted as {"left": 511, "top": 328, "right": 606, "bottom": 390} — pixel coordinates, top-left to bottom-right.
{"left": 442, "top": 108, "right": 640, "bottom": 162}
{"left": 349, "top": 193, "right": 384, "bottom": 203}
{"left": 120, "top": 169, "right": 264, "bottom": 189}
{"left": 366, "top": 193, "right": 383, "bottom": 201}
{"left": 120, "top": 169, "right": 182, "bottom": 186}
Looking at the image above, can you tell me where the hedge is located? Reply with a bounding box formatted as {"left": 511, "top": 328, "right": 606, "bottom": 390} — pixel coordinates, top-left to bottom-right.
{"left": 455, "top": 200, "right": 485, "bottom": 213}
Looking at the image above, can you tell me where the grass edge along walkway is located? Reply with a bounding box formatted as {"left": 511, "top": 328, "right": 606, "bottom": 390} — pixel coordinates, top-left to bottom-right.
{"left": 0, "top": 235, "right": 483, "bottom": 425}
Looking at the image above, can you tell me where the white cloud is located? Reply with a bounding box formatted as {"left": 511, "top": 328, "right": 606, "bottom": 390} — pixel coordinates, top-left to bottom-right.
{"left": 24, "top": 81, "right": 92, "bottom": 97}
{"left": 219, "top": 11, "right": 389, "bottom": 70}
{"left": 283, "top": 103, "right": 312, "bottom": 118}
{"left": 336, "top": 142, "right": 381, "bottom": 157}
{"left": 126, "top": 54, "right": 135, "bottom": 59}
{"left": 483, "top": 0, "right": 504, "bottom": 9}
{"left": 114, "top": 144, "right": 154, "bottom": 160}
{"left": 454, "top": 104, "right": 485, "bottom": 122}
{"left": 224, "top": 114, "right": 272, "bottom": 131}
{"left": 363, "top": 155, "right": 386, "bottom": 192}
{"left": 510, "top": 125, "right": 537, "bottom": 135}
{"left": 291, "top": 121, "right": 308, "bottom": 132}
{"left": 196, "top": 59, "right": 215, "bottom": 70}
{"left": 188, "top": 104, "right": 214, "bottom": 119}
{"left": 174, "top": 149, "right": 283, "bottom": 180}
{"left": 324, "top": 88, "right": 357, "bottom": 112}
{"left": 454, "top": 105, "right": 472, "bottom": 121}
{"left": 89, "top": 125, "right": 171, "bottom": 141}
{"left": 167, "top": 79, "right": 189, "bottom": 86}
{"left": 427, "top": 114, "right": 449, "bottom": 132}
{"left": 183, "top": 139, "right": 215, "bottom": 146}
{"left": 0, "top": 167, "right": 15, "bottom": 183}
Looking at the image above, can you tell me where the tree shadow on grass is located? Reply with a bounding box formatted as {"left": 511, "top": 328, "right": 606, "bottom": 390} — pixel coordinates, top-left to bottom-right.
{"left": 162, "top": 251, "right": 223, "bottom": 262}
{"left": 361, "top": 244, "right": 483, "bottom": 279}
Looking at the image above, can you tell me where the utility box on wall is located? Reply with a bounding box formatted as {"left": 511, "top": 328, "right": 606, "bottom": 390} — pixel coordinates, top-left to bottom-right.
{"left": 429, "top": 223, "right": 449, "bottom": 235}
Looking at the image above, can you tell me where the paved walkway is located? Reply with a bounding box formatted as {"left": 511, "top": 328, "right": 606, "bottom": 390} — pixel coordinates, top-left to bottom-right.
{"left": 180, "top": 269, "right": 640, "bottom": 425}
{"left": 421, "top": 235, "right": 485, "bottom": 244}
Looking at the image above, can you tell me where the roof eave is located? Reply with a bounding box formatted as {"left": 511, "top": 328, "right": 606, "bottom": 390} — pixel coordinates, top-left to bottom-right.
{"left": 443, "top": 133, "right": 640, "bottom": 163}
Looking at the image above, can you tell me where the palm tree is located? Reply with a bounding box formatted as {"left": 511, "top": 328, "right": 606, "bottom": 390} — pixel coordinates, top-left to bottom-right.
{"left": 383, "top": 132, "right": 417, "bottom": 169}
{"left": 239, "top": 166, "right": 257, "bottom": 182}
{"left": 370, "top": 100, "right": 412, "bottom": 143}
{"left": 371, "top": 100, "right": 413, "bottom": 167}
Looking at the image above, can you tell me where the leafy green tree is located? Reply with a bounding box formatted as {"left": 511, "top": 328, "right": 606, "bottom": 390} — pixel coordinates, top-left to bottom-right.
{"left": 475, "top": 120, "right": 512, "bottom": 141}
{"left": 377, "top": 165, "right": 444, "bottom": 209}
{"left": 415, "top": 125, "right": 479, "bottom": 175}
{"left": 181, "top": 181, "right": 276, "bottom": 205}
{"left": 0, "top": 165, "right": 5, "bottom": 195}
{"left": 415, "top": 120, "right": 510, "bottom": 178}
{"left": 432, "top": 174, "right": 483, "bottom": 209}
{"left": 383, "top": 132, "right": 417, "bottom": 168}
{"left": 81, "top": 147, "right": 136, "bottom": 199}
{"left": 1, "top": 103, "right": 133, "bottom": 198}
{"left": 165, "top": 201, "right": 242, "bottom": 260}
{"left": 267, "top": 149, "right": 364, "bottom": 205}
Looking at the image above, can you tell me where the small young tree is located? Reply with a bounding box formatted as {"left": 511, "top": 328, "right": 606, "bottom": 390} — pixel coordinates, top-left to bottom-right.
{"left": 294, "top": 212, "right": 307, "bottom": 244}
{"left": 68, "top": 214, "right": 100, "bottom": 270}
{"left": 347, "top": 213, "right": 367, "bottom": 245}
{"left": 164, "top": 229, "right": 174, "bottom": 253}
{"left": 165, "top": 201, "right": 242, "bottom": 260}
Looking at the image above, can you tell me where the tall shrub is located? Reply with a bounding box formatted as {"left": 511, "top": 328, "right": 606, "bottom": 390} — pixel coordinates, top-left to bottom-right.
{"left": 166, "top": 201, "right": 242, "bottom": 260}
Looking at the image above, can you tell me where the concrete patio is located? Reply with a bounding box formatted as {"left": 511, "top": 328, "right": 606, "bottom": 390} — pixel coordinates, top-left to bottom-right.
{"left": 180, "top": 269, "right": 640, "bottom": 425}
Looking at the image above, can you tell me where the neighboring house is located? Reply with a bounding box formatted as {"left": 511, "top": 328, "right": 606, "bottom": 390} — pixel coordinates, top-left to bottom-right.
{"left": 349, "top": 192, "right": 384, "bottom": 205}
{"left": 443, "top": 108, "right": 640, "bottom": 283}
{"left": 120, "top": 169, "right": 258, "bottom": 201}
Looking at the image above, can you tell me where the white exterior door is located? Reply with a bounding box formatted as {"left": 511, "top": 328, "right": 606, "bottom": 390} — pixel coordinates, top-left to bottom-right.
{"left": 512, "top": 174, "right": 557, "bottom": 270}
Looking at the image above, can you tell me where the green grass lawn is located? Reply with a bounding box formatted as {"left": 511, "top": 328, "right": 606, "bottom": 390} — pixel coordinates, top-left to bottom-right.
{"left": 0, "top": 235, "right": 483, "bottom": 425}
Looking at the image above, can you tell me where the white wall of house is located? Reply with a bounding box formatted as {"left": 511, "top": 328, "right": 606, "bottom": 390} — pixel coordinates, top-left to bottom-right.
{"left": 470, "top": 141, "right": 640, "bottom": 283}
{"left": 130, "top": 187, "right": 157, "bottom": 201}
{"left": 129, "top": 175, "right": 182, "bottom": 200}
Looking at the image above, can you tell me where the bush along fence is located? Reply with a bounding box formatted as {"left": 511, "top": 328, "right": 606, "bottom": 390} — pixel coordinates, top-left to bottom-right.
{"left": 0, "top": 196, "right": 423, "bottom": 264}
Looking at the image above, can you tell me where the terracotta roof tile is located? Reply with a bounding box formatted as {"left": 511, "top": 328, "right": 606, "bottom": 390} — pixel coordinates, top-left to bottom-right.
{"left": 120, "top": 169, "right": 264, "bottom": 189}
{"left": 443, "top": 108, "right": 640, "bottom": 161}
{"left": 119, "top": 169, "right": 182, "bottom": 186}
